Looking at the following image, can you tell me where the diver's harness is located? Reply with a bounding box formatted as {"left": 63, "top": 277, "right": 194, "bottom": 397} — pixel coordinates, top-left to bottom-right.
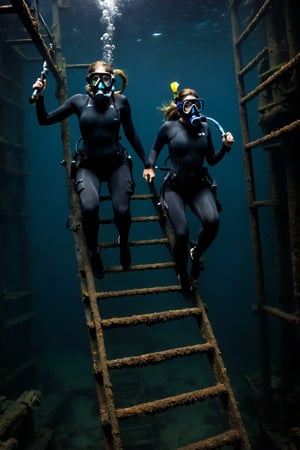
{"left": 158, "top": 165, "right": 222, "bottom": 213}
{"left": 64, "top": 136, "right": 135, "bottom": 195}
{"left": 60, "top": 136, "right": 86, "bottom": 178}
{"left": 199, "top": 167, "right": 222, "bottom": 212}
{"left": 70, "top": 136, "right": 87, "bottom": 180}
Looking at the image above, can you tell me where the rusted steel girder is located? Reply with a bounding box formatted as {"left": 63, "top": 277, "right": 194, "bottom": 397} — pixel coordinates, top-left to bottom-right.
{"left": 9, "top": 0, "right": 58, "bottom": 75}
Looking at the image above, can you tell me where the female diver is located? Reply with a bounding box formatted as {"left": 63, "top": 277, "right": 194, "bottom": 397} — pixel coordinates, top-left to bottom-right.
{"left": 143, "top": 83, "right": 234, "bottom": 296}
{"left": 33, "top": 60, "right": 148, "bottom": 279}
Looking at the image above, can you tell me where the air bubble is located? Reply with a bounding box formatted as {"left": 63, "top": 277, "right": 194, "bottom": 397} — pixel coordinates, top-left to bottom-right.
{"left": 93, "top": 0, "right": 125, "bottom": 64}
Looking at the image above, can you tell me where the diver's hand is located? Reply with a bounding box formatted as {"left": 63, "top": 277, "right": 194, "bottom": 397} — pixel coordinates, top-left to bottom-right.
{"left": 32, "top": 77, "right": 46, "bottom": 95}
{"left": 222, "top": 131, "right": 234, "bottom": 150}
{"left": 143, "top": 168, "right": 155, "bottom": 183}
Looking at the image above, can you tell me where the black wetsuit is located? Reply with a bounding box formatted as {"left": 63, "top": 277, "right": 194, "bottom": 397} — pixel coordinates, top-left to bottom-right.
{"left": 148, "top": 119, "right": 229, "bottom": 277}
{"left": 36, "top": 93, "right": 147, "bottom": 253}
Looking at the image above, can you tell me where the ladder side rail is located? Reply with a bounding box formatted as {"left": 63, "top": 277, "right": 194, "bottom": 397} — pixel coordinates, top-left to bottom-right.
{"left": 283, "top": 0, "right": 300, "bottom": 315}
{"left": 48, "top": 2, "right": 122, "bottom": 448}
{"left": 67, "top": 176, "right": 122, "bottom": 449}
{"left": 58, "top": 50, "right": 122, "bottom": 450}
{"left": 192, "top": 290, "right": 251, "bottom": 449}
{"left": 148, "top": 180, "right": 251, "bottom": 448}
{"left": 257, "top": 0, "right": 300, "bottom": 438}
{"left": 148, "top": 182, "right": 175, "bottom": 250}
{"left": 229, "top": 0, "right": 272, "bottom": 418}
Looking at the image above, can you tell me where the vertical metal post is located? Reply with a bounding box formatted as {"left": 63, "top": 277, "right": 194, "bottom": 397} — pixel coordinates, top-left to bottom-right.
{"left": 229, "top": 0, "right": 272, "bottom": 417}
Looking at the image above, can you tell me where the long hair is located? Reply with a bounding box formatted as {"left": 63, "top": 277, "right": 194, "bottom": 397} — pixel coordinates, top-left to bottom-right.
{"left": 85, "top": 60, "right": 128, "bottom": 95}
{"left": 161, "top": 88, "right": 199, "bottom": 121}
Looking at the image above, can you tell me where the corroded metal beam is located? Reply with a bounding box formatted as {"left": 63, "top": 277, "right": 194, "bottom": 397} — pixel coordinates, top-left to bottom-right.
{"left": 0, "top": 390, "right": 41, "bottom": 439}
{"left": 9, "top": 0, "right": 58, "bottom": 76}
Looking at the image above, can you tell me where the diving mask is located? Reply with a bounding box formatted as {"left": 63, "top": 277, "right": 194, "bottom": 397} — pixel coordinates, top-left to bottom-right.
{"left": 178, "top": 98, "right": 204, "bottom": 114}
{"left": 86, "top": 71, "right": 115, "bottom": 89}
{"left": 176, "top": 97, "right": 204, "bottom": 127}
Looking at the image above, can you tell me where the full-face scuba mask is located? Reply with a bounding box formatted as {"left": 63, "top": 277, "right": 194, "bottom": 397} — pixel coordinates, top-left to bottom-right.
{"left": 86, "top": 71, "right": 115, "bottom": 100}
{"left": 177, "top": 98, "right": 205, "bottom": 126}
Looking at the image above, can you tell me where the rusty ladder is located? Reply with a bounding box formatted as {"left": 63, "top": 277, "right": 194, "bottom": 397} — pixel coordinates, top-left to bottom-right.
{"left": 229, "top": 0, "right": 300, "bottom": 427}
{"left": 75, "top": 182, "right": 251, "bottom": 450}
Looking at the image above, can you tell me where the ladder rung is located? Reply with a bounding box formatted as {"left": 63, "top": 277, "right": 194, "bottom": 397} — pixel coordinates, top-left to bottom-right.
{"left": 2, "top": 312, "right": 35, "bottom": 330}
{"left": 96, "top": 284, "right": 181, "bottom": 299}
{"left": 3, "top": 290, "right": 32, "bottom": 301}
{"left": 250, "top": 199, "right": 275, "bottom": 208}
{"left": 116, "top": 383, "right": 227, "bottom": 419}
{"left": 99, "top": 215, "right": 160, "bottom": 224}
{"left": 177, "top": 429, "right": 243, "bottom": 450}
{"left": 105, "top": 262, "right": 176, "bottom": 273}
{"left": 101, "top": 307, "right": 202, "bottom": 329}
{"left": 100, "top": 237, "right": 168, "bottom": 248}
{"left": 7, "top": 37, "right": 49, "bottom": 45}
{"left": 5, "top": 358, "right": 36, "bottom": 383}
{"left": 106, "top": 343, "right": 214, "bottom": 370}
